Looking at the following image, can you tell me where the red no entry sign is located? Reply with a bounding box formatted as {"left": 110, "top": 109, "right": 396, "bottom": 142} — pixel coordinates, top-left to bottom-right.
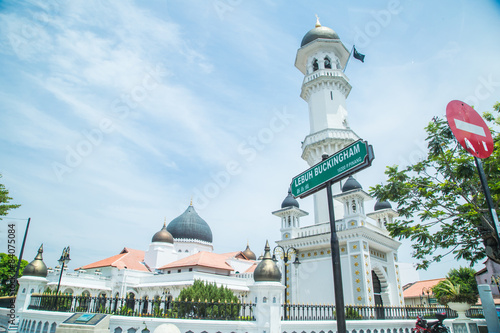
{"left": 446, "top": 100, "right": 494, "bottom": 159}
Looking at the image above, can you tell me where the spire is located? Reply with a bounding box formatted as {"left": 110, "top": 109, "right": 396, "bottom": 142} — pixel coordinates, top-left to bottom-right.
{"left": 35, "top": 244, "right": 43, "bottom": 260}
{"left": 315, "top": 14, "right": 321, "bottom": 27}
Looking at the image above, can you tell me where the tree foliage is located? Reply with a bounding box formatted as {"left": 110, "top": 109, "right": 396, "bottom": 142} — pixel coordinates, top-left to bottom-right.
{"left": 0, "top": 253, "right": 29, "bottom": 296}
{"left": 370, "top": 102, "right": 500, "bottom": 269}
{"left": 174, "top": 280, "right": 240, "bottom": 318}
{"left": 0, "top": 174, "right": 20, "bottom": 219}
{"left": 432, "top": 267, "right": 478, "bottom": 305}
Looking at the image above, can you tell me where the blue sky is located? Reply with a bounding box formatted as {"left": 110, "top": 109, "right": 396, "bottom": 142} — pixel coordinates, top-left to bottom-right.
{"left": 1, "top": 0, "right": 500, "bottom": 281}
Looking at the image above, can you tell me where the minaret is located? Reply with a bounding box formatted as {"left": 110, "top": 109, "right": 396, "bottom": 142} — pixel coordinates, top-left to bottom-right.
{"left": 295, "top": 18, "right": 360, "bottom": 224}
{"left": 367, "top": 200, "right": 399, "bottom": 231}
{"left": 273, "top": 189, "right": 309, "bottom": 240}
{"left": 332, "top": 176, "right": 372, "bottom": 229}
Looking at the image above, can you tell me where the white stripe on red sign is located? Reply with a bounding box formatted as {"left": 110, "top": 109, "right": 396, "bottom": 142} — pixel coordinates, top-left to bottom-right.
{"left": 454, "top": 119, "right": 486, "bottom": 137}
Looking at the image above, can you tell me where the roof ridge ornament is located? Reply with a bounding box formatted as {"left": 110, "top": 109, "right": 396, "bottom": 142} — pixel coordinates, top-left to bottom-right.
{"left": 315, "top": 14, "right": 321, "bottom": 27}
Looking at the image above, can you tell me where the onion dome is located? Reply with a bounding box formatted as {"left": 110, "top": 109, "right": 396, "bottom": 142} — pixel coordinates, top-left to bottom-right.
{"left": 167, "top": 204, "right": 213, "bottom": 243}
{"left": 152, "top": 221, "right": 174, "bottom": 243}
{"left": 281, "top": 188, "right": 299, "bottom": 208}
{"left": 374, "top": 200, "right": 392, "bottom": 211}
{"left": 342, "top": 176, "right": 362, "bottom": 192}
{"left": 242, "top": 242, "right": 256, "bottom": 260}
{"left": 254, "top": 240, "right": 281, "bottom": 282}
{"left": 23, "top": 244, "right": 48, "bottom": 278}
{"left": 301, "top": 17, "right": 340, "bottom": 47}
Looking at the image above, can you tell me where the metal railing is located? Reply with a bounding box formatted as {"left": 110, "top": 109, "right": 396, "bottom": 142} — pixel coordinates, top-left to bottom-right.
{"left": 281, "top": 303, "right": 484, "bottom": 321}
{"left": 28, "top": 294, "right": 254, "bottom": 321}
{"left": 0, "top": 296, "right": 15, "bottom": 309}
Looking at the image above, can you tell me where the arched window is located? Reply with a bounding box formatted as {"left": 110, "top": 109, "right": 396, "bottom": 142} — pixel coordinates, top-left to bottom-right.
{"left": 42, "top": 322, "right": 49, "bottom": 333}
{"left": 50, "top": 323, "right": 56, "bottom": 333}
{"left": 114, "top": 328, "right": 122, "bottom": 333}
{"left": 352, "top": 200, "right": 357, "bottom": 213}
{"left": 324, "top": 57, "right": 331, "bottom": 69}
{"left": 312, "top": 59, "right": 319, "bottom": 71}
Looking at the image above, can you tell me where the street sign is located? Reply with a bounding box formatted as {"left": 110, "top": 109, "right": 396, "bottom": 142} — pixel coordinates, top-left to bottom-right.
{"left": 446, "top": 100, "right": 494, "bottom": 159}
{"left": 290, "top": 140, "right": 374, "bottom": 198}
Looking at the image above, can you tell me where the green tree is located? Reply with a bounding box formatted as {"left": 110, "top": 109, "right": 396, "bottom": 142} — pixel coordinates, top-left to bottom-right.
{"left": 0, "top": 174, "right": 20, "bottom": 219}
{"left": 370, "top": 102, "right": 500, "bottom": 269}
{"left": 0, "top": 253, "right": 29, "bottom": 296}
{"left": 432, "top": 267, "right": 478, "bottom": 305}
{"left": 174, "top": 280, "right": 240, "bottom": 319}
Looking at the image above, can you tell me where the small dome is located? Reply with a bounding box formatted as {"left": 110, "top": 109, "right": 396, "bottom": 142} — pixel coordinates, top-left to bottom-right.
{"left": 301, "top": 19, "right": 339, "bottom": 47}
{"left": 242, "top": 242, "right": 256, "bottom": 260}
{"left": 23, "top": 244, "right": 48, "bottom": 278}
{"left": 167, "top": 204, "right": 213, "bottom": 243}
{"left": 254, "top": 240, "right": 281, "bottom": 282}
{"left": 342, "top": 176, "right": 362, "bottom": 192}
{"left": 152, "top": 222, "right": 174, "bottom": 243}
{"left": 281, "top": 188, "right": 299, "bottom": 208}
{"left": 374, "top": 200, "right": 392, "bottom": 211}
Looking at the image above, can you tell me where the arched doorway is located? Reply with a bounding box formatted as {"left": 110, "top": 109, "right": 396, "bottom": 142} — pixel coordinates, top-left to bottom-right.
{"left": 372, "top": 271, "right": 384, "bottom": 319}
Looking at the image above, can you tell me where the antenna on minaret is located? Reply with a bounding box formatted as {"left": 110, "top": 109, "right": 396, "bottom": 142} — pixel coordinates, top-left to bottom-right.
{"left": 315, "top": 14, "right": 321, "bottom": 27}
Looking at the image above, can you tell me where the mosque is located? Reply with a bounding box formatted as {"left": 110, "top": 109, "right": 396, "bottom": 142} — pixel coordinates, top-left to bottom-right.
{"left": 15, "top": 18, "right": 405, "bottom": 314}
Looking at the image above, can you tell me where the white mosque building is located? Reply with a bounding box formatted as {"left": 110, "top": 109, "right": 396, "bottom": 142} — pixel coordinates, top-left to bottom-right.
{"left": 14, "top": 19, "right": 405, "bottom": 320}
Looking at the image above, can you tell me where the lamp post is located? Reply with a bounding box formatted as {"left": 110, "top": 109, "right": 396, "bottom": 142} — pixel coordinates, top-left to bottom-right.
{"left": 422, "top": 286, "right": 432, "bottom": 306}
{"left": 272, "top": 245, "right": 300, "bottom": 317}
{"left": 56, "top": 246, "right": 71, "bottom": 294}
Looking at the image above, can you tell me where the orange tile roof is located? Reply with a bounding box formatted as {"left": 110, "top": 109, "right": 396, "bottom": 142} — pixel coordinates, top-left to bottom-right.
{"left": 403, "top": 278, "right": 445, "bottom": 298}
{"left": 159, "top": 251, "right": 251, "bottom": 271}
{"left": 76, "top": 248, "right": 150, "bottom": 272}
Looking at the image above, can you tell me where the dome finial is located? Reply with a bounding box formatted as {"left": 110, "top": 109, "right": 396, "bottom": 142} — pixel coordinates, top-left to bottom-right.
{"left": 190, "top": 197, "right": 193, "bottom": 206}
{"left": 315, "top": 14, "right": 321, "bottom": 27}
{"left": 253, "top": 240, "right": 281, "bottom": 282}
{"left": 23, "top": 243, "right": 48, "bottom": 277}
{"left": 163, "top": 217, "right": 166, "bottom": 227}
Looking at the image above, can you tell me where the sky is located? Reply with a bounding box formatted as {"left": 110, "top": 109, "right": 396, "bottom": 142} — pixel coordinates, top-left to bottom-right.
{"left": 1, "top": 0, "right": 500, "bottom": 282}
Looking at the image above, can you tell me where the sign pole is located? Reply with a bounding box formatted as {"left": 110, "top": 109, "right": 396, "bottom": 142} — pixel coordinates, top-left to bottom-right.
{"left": 474, "top": 157, "right": 500, "bottom": 242}
{"left": 326, "top": 181, "right": 346, "bottom": 333}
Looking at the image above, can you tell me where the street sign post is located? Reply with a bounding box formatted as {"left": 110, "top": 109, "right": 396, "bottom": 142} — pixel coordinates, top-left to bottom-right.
{"left": 446, "top": 100, "right": 494, "bottom": 159}
{"left": 445, "top": 100, "right": 500, "bottom": 254}
{"left": 290, "top": 140, "right": 374, "bottom": 198}
{"left": 290, "top": 139, "right": 374, "bottom": 333}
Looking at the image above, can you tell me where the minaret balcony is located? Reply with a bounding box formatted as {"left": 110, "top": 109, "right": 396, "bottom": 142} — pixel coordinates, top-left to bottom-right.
{"left": 301, "top": 128, "right": 360, "bottom": 150}
{"left": 303, "top": 68, "right": 349, "bottom": 85}
{"left": 301, "top": 69, "right": 352, "bottom": 100}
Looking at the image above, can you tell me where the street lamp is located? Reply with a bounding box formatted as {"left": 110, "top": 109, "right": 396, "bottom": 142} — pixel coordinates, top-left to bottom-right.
{"left": 421, "top": 286, "right": 432, "bottom": 305}
{"left": 272, "top": 245, "right": 300, "bottom": 313}
{"left": 56, "top": 246, "right": 71, "bottom": 294}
